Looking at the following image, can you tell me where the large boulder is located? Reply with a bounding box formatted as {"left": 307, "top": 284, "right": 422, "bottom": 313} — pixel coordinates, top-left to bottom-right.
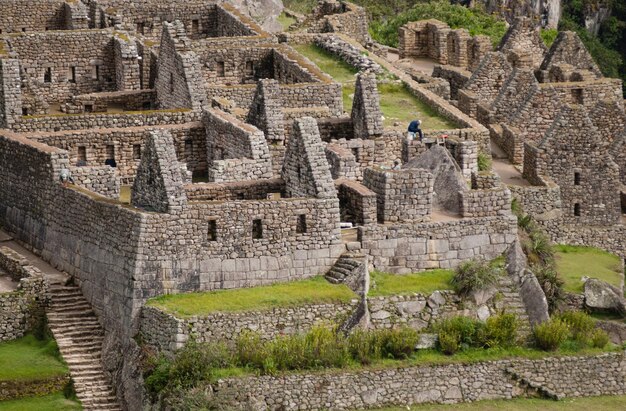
{"left": 229, "top": 0, "right": 284, "bottom": 32}
{"left": 584, "top": 278, "right": 626, "bottom": 315}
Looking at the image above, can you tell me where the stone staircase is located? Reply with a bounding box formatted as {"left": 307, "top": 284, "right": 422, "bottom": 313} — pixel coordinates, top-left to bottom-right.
{"left": 47, "top": 284, "right": 122, "bottom": 411}
{"left": 496, "top": 275, "right": 531, "bottom": 336}
{"left": 326, "top": 252, "right": 369, "bottom": 296}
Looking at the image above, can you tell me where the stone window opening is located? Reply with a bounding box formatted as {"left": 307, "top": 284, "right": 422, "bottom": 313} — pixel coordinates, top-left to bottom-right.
{"left": 0, "top": 29, "right": 3, "bottom": 34}
{"left": 169, "top": 72, "right": 174, "bottom": 94}
{"left": 351, "top": 147, "right": 360, "bottom": 162}
{"left": 207, "top": 220, "right": 217, "bottom": 241}
{"left": 571, "top": 88, "right": 583, "bottom": 104}
{"left": 77, "top": 146, "right": 87, "bottom": 166}
{"left": 94, "top": 65, "right": 100, "bottom": 81}
{"left": 296, "top": 214, "right": 307, "bottom": 234}
{"left": 574, "top": 203, "right": 581, "bottom": 217}
{"left": 184, "top": 139, "right": 193, "bottom": 157}
{"left": 22, "top": 107, "right": 28, "bottom": 116}
{"left": 105, "top": 145, "right": 116, "bottom": 168}
{"left": 84, "top": 104, "right": 93, "bottom": 113}
{"left": 574, "top": 172, "right": 581, "bottom": 186}
{"left": 191, "top": 19, "right": 199, "bottom": 35}
{"left": 252, "top": 219, "right": 263, "bottom": 239}
{"left": 216, "top": 61, "right": 225, "bottom": 77}
{"left": 133, "top": 144, "right": 142, "bottom": 160}
{"left": 137, "top": 22, "right": 145, "bottom": 35}
{"left": 21, "top": 27, "right": 26, "bottom": 32}
{"left": 245, "top": 61, "right": 254, "bottom": 77}
{"left": 69, "top": 66, "right": 76, "bottom": 83}
{"left": 44, "top": 67, "right": 52, "bottom": 83}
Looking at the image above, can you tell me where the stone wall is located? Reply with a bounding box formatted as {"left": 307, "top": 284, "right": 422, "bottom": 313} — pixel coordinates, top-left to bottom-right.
{"left": 211, "top": 352, "right": 626, "bottom": 410}
{"left": 204, "top": 108, "right": 272, "bottom": 182}
{"left": 0, "top": 247, "right": 47, "bottom": 342}
{"left": 140, "top": 300, "right": 359, "bottom": 353}
{"left": 0, "top": 59, "right": 22, "bottom": 129}
{"left": 0, "top": 0, "right": 67, "bottom": 33}
{"left": 300, "top": 1, "right": 370, "bottom": 45}
{"left": 336, "top": 178, "right": 377, "bottom": 226}
{"left": 70, "top": 165, "right": 120, "bottom": 199}
{"left": 184, "top": 179, "right": 284, "bottom": 202}
{"left": 363, "top": 167, "right": 433, "bottom": 224}
{"left": 360, "top": 215, "right": 518, "bottom": 273}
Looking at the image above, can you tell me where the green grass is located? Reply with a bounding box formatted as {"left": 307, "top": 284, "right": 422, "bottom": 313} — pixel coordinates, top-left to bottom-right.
{"left": 374, "top": 394, "right": 626, "bottom": 411}
{"left": 0, "top": 391, "right": 82, "bottom": 411}
{"left": 146, "top": 276, "right": 356, "bottom": 317}
{"left": 0, "top": 335, "right": 68, "bottom": 382}
{"left": 278, "top": 12, "right": 297, "bottom": 31}
{"left": 283, "top": 0, "right": 317, "bottom": 15}
{"left": 293, "top": 44, "right": 457, "bottom": 129}
{"left": 554, "top": 245, "right": 623, "bottom": 293}
{"left": 369, "top": 270, "right": 454, "bottom": 297}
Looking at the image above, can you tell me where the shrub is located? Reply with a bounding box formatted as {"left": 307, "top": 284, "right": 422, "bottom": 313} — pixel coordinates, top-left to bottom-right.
{"left": 477, "top": 153, "right": 492, "bottom": 171}
{"left": 304, "top": 325, "right": 349, "bottom": 368}
{"left": 434, "top": 316, "right": 483, "bottom": 351}
{"left": 557, "top": 311, "right": 595, "bottom": 344}
{"left": 144, "top": 354, "right": 172, "bottom": 395}
{"left": 480, "top": 313, "right": 519, "bottom": 348}
{"left": 348, "top": 329, "right": 381, "bottom": 365}
{"left": 451, "top": 259, "right": 502, "bottom": 297}
{"left": 523, "top": 231, "right": 554, "bottom": 266}
{"left": 167, "top": 341, "right": 233, "bottom": 389}
{"left": 378, "top": 327, "right": 420, "bottom": 359}
{"left": 590, "top": 329, "right": 610, "bottom": 349}
{"left": 534, "top": 319, "right": 570, "bottom": 351}
{"left": 438, "top": 330, "right": 460, "bottom": 355}
{"left": 269, "top": 333, "right": 308, "bottom": 371}
{"left": 534, "top": 265, "right": 565, "bottom": 313}
{"left": 236, "top": 330, "right": 267, "bottom": 369}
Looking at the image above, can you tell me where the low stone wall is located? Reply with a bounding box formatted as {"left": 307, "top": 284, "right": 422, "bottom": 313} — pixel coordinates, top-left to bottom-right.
{"left": 140, "top": 300, "right": 360, "bottom": 353}
{"left": 432, "top": 65, "right": 471, "bottom": 99}
{"left": 460, "top": 186, "right": 511, "bottom": 218}
{"left": 0, "top": 247, "right": 47, "bottom": 341}
{"left": 70, "top": 165, "right": 120, "bottom": 199}
{"left": 314, "top": 35, "right": 382, "bottom": 73}
{"left": 367, "top": 291, "right": 491, "bottom": 330}
{"left": 211, "top": 352, "right": 626, "bottom": 410}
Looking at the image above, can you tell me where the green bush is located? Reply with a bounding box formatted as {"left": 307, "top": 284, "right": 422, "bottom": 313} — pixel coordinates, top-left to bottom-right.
{"left": 434, "top": 316, "right": 483, "bottom": 351}
{"left": 534, "top": 265, "right": 565, "bottom": 314}
{"left": 534, "top": 319, "right": 570, "bottom": 351}
{"left": 522, "top": 231, "right": 555, "bottom": 266}
{"left": 235, "top": 330, "right": 267, "bottom": 370}
{"left": 477, "top": 153, "right": 492, "bottom": 171}
{"left": 590, "top": 329, "right": 610, "bottom": 349}
{"left": 438, "top": 330, "right": 460, "bottom": 355}
{"left": 144, "top": 354, "right": 173, "bottom": 395}
{"left": 480, "top": 313, "right": 519, "bottom": 348}
{"left": 304, "top": 325, "right": 350, "bottom": 368}
{"left": 378, "top": 327, "right": 420, "bottom": 359}
{"left": 269, "top": 333, "right": 308, "bottom": 371}
{"left": 451, "top": 259, "right": 502, "bottom": 297}
{"left": 348, "top": 329, "right": 381, "bottom": 365}
{"left": 557, "top": 311, "right": 595, "bottom": 344}
{"left": 168, "top": 341, "right": 233, "bottom": 389}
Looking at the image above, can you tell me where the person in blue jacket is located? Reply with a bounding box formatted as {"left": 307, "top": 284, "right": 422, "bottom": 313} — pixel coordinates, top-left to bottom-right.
{"left": 407, "top": 119, "right": 423, "bottom": 142}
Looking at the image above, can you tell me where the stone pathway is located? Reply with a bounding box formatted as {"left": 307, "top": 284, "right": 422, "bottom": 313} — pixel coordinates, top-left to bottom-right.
{"left": 0, "top": 229, "right": 121, "bottom": 410}
{"left": 497, "top": 275, "right": 531, "bottom": 337}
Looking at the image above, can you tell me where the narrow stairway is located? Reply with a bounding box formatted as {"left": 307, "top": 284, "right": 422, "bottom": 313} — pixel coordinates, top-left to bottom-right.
{"left": 325, "top": 252, "right": 366, "bottom": 284}
{"left": 47, "top": 283, "right": 122, "bottom": 411}
{"left": 497, "top": 275, "right": 532, "bottom": 336}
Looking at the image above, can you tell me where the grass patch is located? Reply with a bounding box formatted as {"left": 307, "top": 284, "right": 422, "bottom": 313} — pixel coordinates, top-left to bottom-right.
{"left": 369, "top": 270, "right": 453, "bottom": 297}
{"left": 374, "top": 394, "right": 626, "bottom": 411}
{"left": 293, "top": 44, "right": 457, "bottom": 129}
{"left": 283, "top": 0, "right": 317, "bottom": 15}
{"left": 146, "top": 276, "right": 356, "bottom": 317}
{"left": 0, "top": 391, "right": 82, "bottom": 411}
{"left": 554, "top": 245, "right": 623, "bottom": 293}
{"left": 0, "top": 335, "right": 68, "bottom": 382}
{"left": 278, "top": 12, "right": 297, "bottom": 31}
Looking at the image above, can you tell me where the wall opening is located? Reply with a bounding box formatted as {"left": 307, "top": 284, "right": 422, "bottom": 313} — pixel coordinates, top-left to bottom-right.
{"left": 69, "top": 66, "right": 76, "bottom": 83}
{"left": 84, "top": 104, "right": 93, "bottom": 113}
{"left": 245, "top": 61, "right": 254, "bottom": 77}
{"left": 77, "top": 146, "right": 87, "bottom": 166}
{"left": 571, "top": 88, "right": 583, "bottom": 104}
{"left": 216, "top": 61, "right": 225, "bottom": 77}
{"left": 191, "top": 19, "right": 199, "bottom": 35}
{"left": 207, "top": 220, "right": 217, "bottom": 241}
{"left": 351, "top": 147, "right": 360, "bottom": 162}
{"left": 184, "top": 139, "right": 193, "bottom": 157}
{"left": 169, "top": 72, "right": 174, "bottom": 93}
{"left": 105, "top": 145, "right": 116, "bottom": 167}
{"left": 574, "top": 172, "right": 581, "bottom": 186}
{"left": 137, "top": 22, "right": 145, "bottom": 34}
{"left": 252, "top": 219, "right": 263, "bottom": 239}
{"left": 44, "top": 67, "right": 52, "bottom": 83}
{"left": 22, "top": 107, "right": 28, "bottom": 116}
{"left": 95, "top": 65, "right": 100, "bottom": 81}
{"left": 296, "top": 214, "right": 307, "bottom": 234}
{"left": 133, "top": 144, "right": 142, "bottom": 160}
{"left": 574, "top": 203, "right": 581, "bottom": 216}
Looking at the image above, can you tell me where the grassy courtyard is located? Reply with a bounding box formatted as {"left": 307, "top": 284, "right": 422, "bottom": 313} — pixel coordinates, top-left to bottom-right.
{"left": 375, "top": 394, "right": 626, "bottom": 411}
{"left": 278, "top": 12, "right": 297, "bottom": 31}
{"left": 369, "top": 269, "right": 454, "bottom": 297}
{"left": 147, "top": 276, "right": 356, "bottom": 317}
{"left": 555, "top": 245, "right": 623, "bottom": 293}
{"left": 0, "top": 334, "right": 67, "bottom": 382}
{"left": 293, "top": 44, "right": 457, "bottom": 129}
{"left": 0, "top": 392, "right": 81, "bottom": 411}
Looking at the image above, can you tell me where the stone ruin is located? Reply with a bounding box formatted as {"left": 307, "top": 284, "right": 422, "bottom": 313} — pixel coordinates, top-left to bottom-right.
{"left": 0, "top": 0, "right": 624, "bottom": 409}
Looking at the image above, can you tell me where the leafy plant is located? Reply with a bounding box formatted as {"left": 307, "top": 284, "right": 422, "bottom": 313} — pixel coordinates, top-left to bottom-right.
{"left": 438, "top": 330, "right": 460, "bottom": 355}
{"left": 534, "top": 265, "right": 565, "bottom": 313}
{"left": 590, "top": 328, "right": 610, "bottom": 348}
{"left": 378, "top": 327, "right": 420, "bottom": 359}
{"left": 480, "top": 313, "right": 519, "bottom": 348}
{"left": 477, "top": 153, "right": 492, "bottom": 171}
{"left": 557, "top": 311, "right": 595, "bottom": 344}
{"left": 534, "top": 319, "right": 570, "bottom": 351}
{"left": 451, "top": 259, "right": 502, "bottom": 297}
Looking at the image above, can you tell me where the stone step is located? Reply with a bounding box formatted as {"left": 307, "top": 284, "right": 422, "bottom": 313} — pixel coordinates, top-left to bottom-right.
{"left": 48, "top": 309, "right": 96, "bottom": 318}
